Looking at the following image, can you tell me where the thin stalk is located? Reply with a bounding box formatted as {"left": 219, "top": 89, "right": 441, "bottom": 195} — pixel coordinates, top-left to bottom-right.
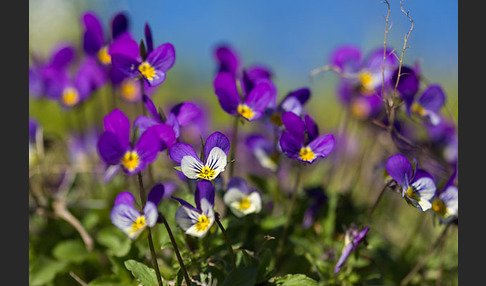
{"left": 277, "top": 164, "right": 303, "bottom": 258}
{"left": 228, "top": 116, "right": 239, "bottom": 178}
{"left": 364, "top": 180, "right": 393, "bottom": 225}
{"left": 400, "top": 223, "right": 452, "bottom": 286}
{"left": 137, "top": 173, "right": 163, "bottom": 285}
{"left": 159, "top": 213, "right": 193, "bottom": 285}
{"left": 215, "top": 213, "right": 237, "bottom": 270}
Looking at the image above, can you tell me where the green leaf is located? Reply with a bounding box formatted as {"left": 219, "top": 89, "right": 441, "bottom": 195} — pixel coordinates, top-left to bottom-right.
{"left": 273, "top": 274, "right": 318, "bottom": 286}
{"left": 88, "top": 275, "right": 127, "bottom": 286}
{"left": 173, "top": 166, "right": 182, "bottom": 172}
{"left": 222, "top": 266, "right": 258, "bottom": 286}
{"left": 52, "top": 239, "right": 90, "bottom": 263}
{"left": 97, "top": 226, "right": 132, "bottom": 257}
{"left": 124, "top": 259, "right": 159, "bottom": 286}
{"left": 29, "top": 257, "right": 67, "bottom": 286}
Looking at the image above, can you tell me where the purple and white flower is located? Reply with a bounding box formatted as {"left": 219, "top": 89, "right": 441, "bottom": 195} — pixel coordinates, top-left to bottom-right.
{"left": 223, "top": 177, "right": 262, "bottom": 217}
{"left": 334, "top": 224, "right": 370, "bottom": 275}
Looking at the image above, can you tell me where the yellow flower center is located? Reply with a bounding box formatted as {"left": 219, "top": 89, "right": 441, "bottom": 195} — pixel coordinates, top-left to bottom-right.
{"left": 239, "top": 197, "right": 252, "bottom": 210}
{"left": 358, "top": 71, "right": 375, "bottom": 94}
{"left": 97, "top": 46, "right": 111, "bottom": 65}
{"left": 138, "top": 61, "right": 156, "bottom": 80}
{"left": 121, "top": 151, "right": 140, "bottom": 171}
{"left": 411, "top": 102, "right": 427, "bottom": 116}
{"left": 432, "top": 198, "right": 447, "bottom": 216}
{"left": 130, "top": 215, "right": 146, "bottom": 234}
{"left": 195, "top": 214, "right": 210, "bottom": 232}
{"left": 405, "top": 186, "right": 419, "bottom": 201}
{"left": 120, "top": 79, "right": 138, "bottom": 102}
{"left": 198, "top": 166, "right": 216, "bottom": 180}
{"left": 62, "top": 87, "right": 79, "bottom": 106}
{"left": 350, "top": 100, "right": 370, "bottom": 120}
{"left": 299, "top": 146, "right": 315, "bottom": 162}
{"left": 237, "top": 104, "right": 254, "bottom": 120}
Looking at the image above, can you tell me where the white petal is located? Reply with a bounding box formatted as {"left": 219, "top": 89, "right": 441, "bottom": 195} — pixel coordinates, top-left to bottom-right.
{"left": 180, "top": 155, "right": 204, "bottom": 179}
{"left": 247, "top": 192, "right": 262, "bottom": 213}
{"left": 253, "top": 148, "right": 277, "bottom": 171}
{"left": 205, "top": 147, "right": 227, "bottom": 177}
{"left": 412, "top": 177, "right": 436, "bottom": 201}
{"left": 143, "top": 202, "right": 158, "bottom": 227}
{"left": 175, "top": 205, "right": 200, "bottom": 231}
{"left": 184, "top": 212, "right": 215, "bottom": 238}
{"left": 223, "top": 188, "right": 246, "bottom": 206}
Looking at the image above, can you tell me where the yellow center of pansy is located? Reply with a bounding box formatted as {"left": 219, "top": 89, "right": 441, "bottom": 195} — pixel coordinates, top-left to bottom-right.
{"left": 138, "top": 62, "right": 156, "bottom": 80}
{"left": 432, "top": 198, "right": 447, "bottom": 216}
{"left": 350, "top": 100, "right": 370, "bottom": 120}
{"left": 121, "top": 151, "right": 140, "bottom": 171}
{"left": 131, "top": 215, "right": 146, "bottom": 234}
{"left": 405, "top": 186, "right": 419, "bottom": 201}
{"left": 195, "top": 214, "right": 210, "bottom": 232}
{"left": 299, "top": 146, "right": 315, "bottom": 162}
{"left": 97, "top": 46, "right": 111, "bottom": 65}
{"left": 237, "top": 104, "right": 254, "bottom": 120}
{"left": 198, "top": 166, "right": 216, "bottom": 180}
{"left": 358, "top": 71, "right": 375, "bottom": 94}
{"left": 120, "top": 79, "right": 138, "bottom": 102}
{"left": 411, "top": 102, "right": 427, "bottom": 116}
{"left": 62, "top": 87, "right": 79, "bottom": 106}
{"left": 239, "top": 197, "right": 252, "bottom": 210}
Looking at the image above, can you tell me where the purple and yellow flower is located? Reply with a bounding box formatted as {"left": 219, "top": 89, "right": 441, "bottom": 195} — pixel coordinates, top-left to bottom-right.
{"left": 431, "top": 169, "right": 458, "bottom": 223}
{"left": 334, "top": 224, "right": 370, "bottom": 275}
{"left": 393, "top": 66, "right": 446, "bottom": 126}
{"left": 265, "top": 87, "right": 311, "bottom": 127}
{"left": 172, "top": 180, "right": 216, "bottom": 238}
{"left": 223, "top": 177, "right": 262, "bottom": 217}
{"left": 111, "top": 32, "right": 175, "bottom": 87}
{"left": 245, "top": 134, "right": 278, "bottom": 171}
{"left": 386, "top": 154, "right": 436, "bottom": 211}
{"left": 279, "top": 112, "right": 335, "bottom": 164}
{"left": 97, "top": 109, "right": 176, "bottom": 175}
{"left": 110, "top": 183, "right": 165, "bottom": 240}
{"left": 169, "top": 132, "right": 230, "bottom": 181}
{"left": 213, "top": 71, "right": 276, "bottom": 121}
{"left": 134, "top": 95, "right": 202, "bottom": 140}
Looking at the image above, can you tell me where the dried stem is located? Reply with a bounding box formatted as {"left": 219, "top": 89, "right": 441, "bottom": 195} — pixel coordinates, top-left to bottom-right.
{"left": 52, "top": 201, "right": 94, "bottom": 251}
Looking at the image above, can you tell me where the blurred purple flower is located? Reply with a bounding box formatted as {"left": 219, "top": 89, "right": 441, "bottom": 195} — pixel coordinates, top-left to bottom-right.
{"left": 432, "top": 168, "right": 458, "bottom": 223}
{"left": 279, "top": 112, "right": 335, "bottom": 164}
{"left": 223, "top": 177, "right": 262, "bottom": 217}
{"left": 334, "top": 224, "right": 370, "bottom": 275}
{"left": 302, "top": 187, "right": 328, "bottom": 229}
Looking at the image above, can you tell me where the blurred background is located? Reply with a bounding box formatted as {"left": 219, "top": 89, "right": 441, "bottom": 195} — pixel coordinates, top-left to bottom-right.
{"left": 29, "top": 0, "right": 458, "bottom": 132}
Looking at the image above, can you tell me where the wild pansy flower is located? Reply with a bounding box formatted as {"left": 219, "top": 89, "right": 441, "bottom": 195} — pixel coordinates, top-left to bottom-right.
{"left": 266, "top": 87, "right": 311, "bottom": 127}
{"left": 97, "top": 109, "right": 176, "bottom": 175}
{"left": 214, "top": 44, "right": 240, "bottom": 76}
{"left": 334, "top": 224, "right": 370, "bottom": 275}
{"left": 213, "top": 71, "right": 276, "bottom": 121}
{"left": 173, "top": 180, "right": 216, "bottom": 238}
{"left": 246, "top": 134, "right": 278, "bottom": 171}
{"left": 169, "top": 132, "right": 230, "bottom": 181}
{"left": 431, "top": 169, "right": 458, "bottom": 223}
{"left": 111, "top": 23, "right": 176, "bottom": 87}
{"left": 110, "top": 183, "right": 165, "bottom": 240}
{"left": 385, "top": 154, "right": 436, "bottom": 212}
{"left": 393, "top": 66, "right": 446, "bottom": 126}
{"left": 223, "top": 177, "right": 262, "bottom": 217}
{"left": 134, "top": 95, "right": 202, "bottom": 140}
{"left": 29, "top": 43, "right": 76, "bottom": 98}
{"left": 279, "top": 112, "right": 335, "bottom": 164}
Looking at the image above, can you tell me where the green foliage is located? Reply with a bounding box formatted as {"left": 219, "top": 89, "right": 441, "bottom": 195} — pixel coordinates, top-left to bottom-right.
{"left": 124, "top": 259, "right": 160, "bottom": 286}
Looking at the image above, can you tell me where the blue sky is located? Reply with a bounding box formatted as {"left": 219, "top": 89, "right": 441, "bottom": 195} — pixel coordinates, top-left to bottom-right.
{"left": 30, "top": 0, "right": 458, "bottom": 94}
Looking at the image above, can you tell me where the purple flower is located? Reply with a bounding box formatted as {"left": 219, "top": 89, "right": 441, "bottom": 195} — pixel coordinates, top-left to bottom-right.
{"left": 172, "top": 180, "right": 216, "bottom": 238}
{"left": 214, "top": 45, "right": 240, "bottom": 76}
{"left": 279, "top": 112, "right": 335, "bottom": 164}
{"left": 334, "top": 224, "right": 370, "bottom": 275}
{"left": 110, "top": 184, "right": 164, "bottom": 240}
{"left": 169, "top": 132, "right": 230, "bottom": 181}
{"left": 134, "top": 95, "right": 202, "bottom": 140}
{"left": 245, "top": 134, "right": 278, "bottom": 171}
{"left": 111, "top": 29, "right": 176, "bottom": 87}
{"left": 302, "top": 187, "right": 328, "bottom": 229}
{"left": 97, "top": 109, "right": 176, "bottom": 175}
{"left": 393, "top": 66, "right": 446, "bottom": 126}
{"left": 431, "top": 168, "right": 458, "bottom": 223}
{"left": 213, "top": 71, "right": 276, "bottom": 121}
{"left": 385, "top": 154, "right": 436, "bottom": 211}
{"left": 223, "top": 177, "right": 262, "bottom": 217}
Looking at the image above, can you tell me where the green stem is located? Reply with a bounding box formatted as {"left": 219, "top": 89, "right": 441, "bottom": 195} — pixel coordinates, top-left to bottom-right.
{"left": 277, "top": 164, "right": 303, "bottom": 259}
{"left": 228, "top": 116, "right": 239, "bottom": 178}
{"left": 215, "top": 213, "right": 237, "bottom": 270}
{"left": 137, "top": 173, "right": 163, "bottom": 285}
{"left": 159, "top": 212, "right": 193, "bottom": 285}
{"left": 364, "top": 180, "right": 393, "bottom": 225}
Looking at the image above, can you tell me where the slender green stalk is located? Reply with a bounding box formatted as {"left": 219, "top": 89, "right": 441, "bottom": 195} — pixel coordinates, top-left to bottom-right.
{"left": 137, "top": 173, "right": 163, "bottom": 285}
{"left": 159, "top": 212, "right": 193, "bottom": 285}
{"left": 277, "top": 164, "right": 303, "bottom": 258}
{"left": 400, "top": 223, "right": 452, "bottom": 286}
{"left": 228, "top": 116, "right": 239, "bottom": 178}
{"left": 364, "top": 180, "right": 393, "bottom": 225}
{"left": 215, "top": 213, "right": 236, "bottom": 270}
